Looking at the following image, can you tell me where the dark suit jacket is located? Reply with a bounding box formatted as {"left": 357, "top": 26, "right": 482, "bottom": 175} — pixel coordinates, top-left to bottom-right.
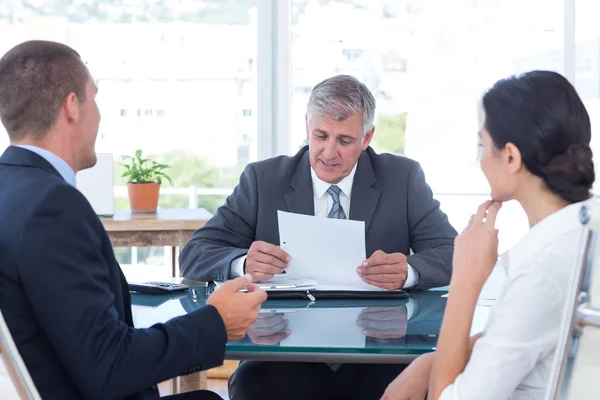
{"left": 180, "top": 146, "right": 457, "bottom": 290}
{"left": 0, "top": 146, "right": 227, "bottom": 400}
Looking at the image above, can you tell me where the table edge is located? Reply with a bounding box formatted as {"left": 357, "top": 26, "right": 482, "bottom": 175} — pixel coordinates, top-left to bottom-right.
{"left": 224, "top": 351, "right": 422, "bottom": 364}
{"left": 101, "top": 221, "right": 209, "bottom": 232}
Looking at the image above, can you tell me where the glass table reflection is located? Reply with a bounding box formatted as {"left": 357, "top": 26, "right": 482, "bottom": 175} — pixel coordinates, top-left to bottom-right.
{"left": 131, "top": 281, "right": 448, "bottom": 364}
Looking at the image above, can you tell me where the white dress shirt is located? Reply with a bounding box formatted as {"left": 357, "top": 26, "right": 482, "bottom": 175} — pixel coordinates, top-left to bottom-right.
{"left": 439, "top": 202, "right": 585, "bottom": 400}
{"left": 15, "top": 145, "right": 76, "bottom": 186}
{"left": 231, "top": 164, "right": 419, "bottom": 289}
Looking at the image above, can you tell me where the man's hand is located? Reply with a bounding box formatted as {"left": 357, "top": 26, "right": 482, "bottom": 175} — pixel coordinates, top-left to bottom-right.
{"left": 206, "top": 274, "right": 267, "bottom": 341}
{"left": 357, "top": 250, "right": 408, "bottom": 290}
{"left": 381, "top": 352, "right": 434, "bottom": 400}
{"left": 248, "top": 312, "right": 291, "bottom": 345}
{"left": 245, "top": 241, "right": 291, "bottom": 282}
{"left": 357, "top": 307, "right": 407, "bottom": 339}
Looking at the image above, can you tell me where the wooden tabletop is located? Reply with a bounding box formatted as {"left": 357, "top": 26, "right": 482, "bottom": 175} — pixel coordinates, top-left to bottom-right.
{"left": 100, "top": 208, "right": 213, "bottom": 232}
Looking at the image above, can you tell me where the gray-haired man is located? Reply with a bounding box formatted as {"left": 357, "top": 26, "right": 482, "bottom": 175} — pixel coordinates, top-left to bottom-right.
{"left": 180, "top": 75, "right": 457, "bottom": 399}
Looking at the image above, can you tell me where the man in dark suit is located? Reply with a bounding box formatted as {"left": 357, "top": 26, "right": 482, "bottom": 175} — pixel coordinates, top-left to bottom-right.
{"left": 179, "top": 75, "right": 457, "bottom": 399}
{"left": 0, "top": 40, "right": 267, "bottom": 400}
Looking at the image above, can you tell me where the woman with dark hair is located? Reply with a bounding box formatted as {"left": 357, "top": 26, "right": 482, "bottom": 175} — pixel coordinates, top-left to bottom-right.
{"left": 382, "top": 70, "right": 595, "bottom": 400}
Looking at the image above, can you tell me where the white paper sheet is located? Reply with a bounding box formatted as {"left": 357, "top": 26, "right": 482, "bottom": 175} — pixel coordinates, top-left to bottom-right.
{"left": 470, "top": 305, "right": 492, "bottom": 335}
{"left": 256, "top": 275, "right": 317, "bottom": 290}
{"left": 440, "top": 264, "right": 507, "bottom": 306}
{"left": 478, "top": 263, "right": 506, "bottom": 301}
{"left": 277, "top": 210, "right": 383, "bottom": 291}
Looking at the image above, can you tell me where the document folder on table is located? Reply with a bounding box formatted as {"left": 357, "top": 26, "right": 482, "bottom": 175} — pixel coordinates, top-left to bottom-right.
{"left": 262, "top": 288, "right": 408, "bottom": 301}
{"left": 212, "top": 276, "right": 408, "bottom": 301}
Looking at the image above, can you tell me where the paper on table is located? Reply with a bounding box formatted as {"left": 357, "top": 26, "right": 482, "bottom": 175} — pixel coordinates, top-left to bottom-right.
{"left": 277, "top": 210, "right": 383, "bottom": 291}
{"left": 441, "top": 263, "right": 506, "bottom": 306}
{"left": 478, "top": 263, "right": 506, "bottom": 301}
{"left": 256, "top": 275, "right": 317, "bottom": 290}
{"left": 470, "top": 305, "right": 491, "bottom": 336}
{"left": 215, "top": 276, "right": 317, "bottom": 292}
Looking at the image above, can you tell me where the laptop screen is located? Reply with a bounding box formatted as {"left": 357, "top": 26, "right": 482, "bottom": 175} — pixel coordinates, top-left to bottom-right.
{"left": 75, "top": 153, "right": 115, "bottom": 216}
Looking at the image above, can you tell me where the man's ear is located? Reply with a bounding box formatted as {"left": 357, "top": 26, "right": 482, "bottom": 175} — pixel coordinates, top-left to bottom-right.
{"left": 63, "top": 92, "right": 80, "bottom": 123}
{"left": 505, "top": 142, "right": 523, "bottom": 174}
{"left": 362, "top": 127, "right": 375, "bottom": 150}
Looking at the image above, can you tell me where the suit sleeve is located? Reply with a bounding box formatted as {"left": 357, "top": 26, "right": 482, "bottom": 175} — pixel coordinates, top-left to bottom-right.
{"left": 179, "top": 163, "right": 260, "bottom": 281}
{"left": 17, "top": 185, "right": 227, "bottom": 400}
{"left": 405, "top": 162, "right": 457, "bottom": 290}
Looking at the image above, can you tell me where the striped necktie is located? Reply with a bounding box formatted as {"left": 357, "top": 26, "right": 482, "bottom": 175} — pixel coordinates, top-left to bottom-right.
{"left": 326, "top": 185, "right": 345, "bottom": 371}
{"left": 327, "top": 185, "right": 346, "bottom": 220}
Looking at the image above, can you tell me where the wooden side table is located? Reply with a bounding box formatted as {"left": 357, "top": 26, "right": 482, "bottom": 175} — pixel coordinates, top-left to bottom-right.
{"left": 101, "top": 208, "right": 214, "bottom": 393}
{"left": 101, "top": 208, "right": 212, "bottom": 276}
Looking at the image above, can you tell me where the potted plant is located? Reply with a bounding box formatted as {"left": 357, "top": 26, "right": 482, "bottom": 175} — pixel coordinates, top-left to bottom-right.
{"left": 121, "top": 150, "right": 172, "bottom": 213}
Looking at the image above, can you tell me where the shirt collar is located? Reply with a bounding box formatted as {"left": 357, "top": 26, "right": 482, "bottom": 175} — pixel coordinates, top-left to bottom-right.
{"left": 310, "top": 163, "right": 357, "bottom": 200}
{"left": 14, "top": 145, "right": 76, "bottom": 187}
{"left": 500, "top": 201, "right": 585, "bottom": 273}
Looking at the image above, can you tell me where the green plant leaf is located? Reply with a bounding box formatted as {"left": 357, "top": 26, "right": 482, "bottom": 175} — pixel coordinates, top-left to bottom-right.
{"left": 156, "top": 171, "right": 173, "bottom": 186}
{"left": 120, "top": 149, "right": 172, "bottom": 184}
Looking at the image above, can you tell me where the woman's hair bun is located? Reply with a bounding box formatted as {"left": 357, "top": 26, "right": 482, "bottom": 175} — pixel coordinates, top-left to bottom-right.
{"left": 540, "top": 144, "right": 594, "bottom": 203}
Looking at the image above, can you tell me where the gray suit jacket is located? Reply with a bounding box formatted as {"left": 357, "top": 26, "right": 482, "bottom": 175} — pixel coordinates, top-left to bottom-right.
{"left": 180, "top": 146, "right": 457, "bottom": 290}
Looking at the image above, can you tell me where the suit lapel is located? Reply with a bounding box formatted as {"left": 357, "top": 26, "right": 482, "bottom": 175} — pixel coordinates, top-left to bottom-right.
{"left": 349, "top": 150, "right": 380, "bottom": 234}
{"left": 284, "top": 150, "right": 315, "bottom": 216}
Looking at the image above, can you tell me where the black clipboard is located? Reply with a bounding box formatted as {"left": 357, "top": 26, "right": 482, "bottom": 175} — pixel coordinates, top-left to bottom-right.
{"left": 207, "top": 282, "right": 408, "bottom": 301}
{"left": 265, "top": 288, "right": 408, "bottom": 300}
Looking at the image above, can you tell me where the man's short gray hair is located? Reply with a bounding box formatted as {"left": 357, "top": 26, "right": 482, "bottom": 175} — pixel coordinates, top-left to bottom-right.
{"left": 306, "top": 75, "right": 376, "bottom": 134}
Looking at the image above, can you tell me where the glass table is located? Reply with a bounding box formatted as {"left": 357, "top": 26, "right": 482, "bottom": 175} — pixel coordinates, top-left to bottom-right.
{"left": 131, "top": 281, "right": 449, "bottom": 364}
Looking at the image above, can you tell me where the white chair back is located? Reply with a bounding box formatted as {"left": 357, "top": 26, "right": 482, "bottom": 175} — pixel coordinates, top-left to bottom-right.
{"left": 0, "top": 310, "right": 41, "bottom": 400}
{"left": 547, "top": 200, "right": 600, "bottom": 399}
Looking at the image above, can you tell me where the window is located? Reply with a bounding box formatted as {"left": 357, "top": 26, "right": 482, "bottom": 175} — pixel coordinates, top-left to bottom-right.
{"left": 0, "top": 2, "right": 259, "bottom": 279}
{"left": 291, "top": 0, "right": 564, "bottom": 251}
{"left": 576, "top": 0, "right": 600, "bottom": 194}
{"left": 0, "top": 0, "right": 588, "bottom": 265}
{"left": 0, "top": 2, "right": 258, "bottom": 213}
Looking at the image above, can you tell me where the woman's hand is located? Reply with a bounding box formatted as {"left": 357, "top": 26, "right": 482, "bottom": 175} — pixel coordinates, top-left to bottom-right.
{"left": 451, "top": 200, "right": 502, "bottom": 293}
{"left": 428, "top": 202, "right": 501, "bottom": 400}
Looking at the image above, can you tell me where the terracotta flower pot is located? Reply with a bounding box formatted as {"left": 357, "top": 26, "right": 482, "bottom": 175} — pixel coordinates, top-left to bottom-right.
{"left": 127, "top": 182, "right": 160, "bottom": 213}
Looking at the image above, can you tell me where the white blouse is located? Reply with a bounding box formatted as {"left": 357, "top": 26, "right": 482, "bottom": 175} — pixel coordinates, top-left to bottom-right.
{"left": 440, "top": 202, "right": 585, "bottom": 400}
